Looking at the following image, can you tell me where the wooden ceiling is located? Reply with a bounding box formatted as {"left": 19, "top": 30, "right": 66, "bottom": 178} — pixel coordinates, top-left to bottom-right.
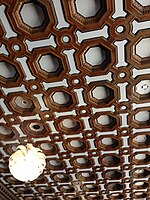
{"left": 0, "top": 0, "right": 150, "bottom": 199}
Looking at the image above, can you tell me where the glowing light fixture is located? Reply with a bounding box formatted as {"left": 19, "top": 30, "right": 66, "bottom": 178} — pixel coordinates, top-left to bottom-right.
{"left": 9, "top": 143, "right": 46, "bottom": 182}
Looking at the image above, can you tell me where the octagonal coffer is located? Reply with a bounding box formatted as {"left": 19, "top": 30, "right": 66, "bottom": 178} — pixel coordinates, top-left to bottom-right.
{"left": 60, "top": 185, "right": 75, "bottom": 193}
{"left": 0, "top": 61, "right": 16, "bottom": 78}
{"left": 132, "top": 134, "right": 150, "bottom": 148}
{"left": 54, "top": 174, "right": 70, "bottom": 182}
{"left": 0, "top": 126, "right": 15, "bottom": 140}
{"left": 77, "top": 171, "right": 96, "bottom": 181}
{"left": 58, "top": 117, "right": 82, "bottom": 134}
{"left": 97, "top": 115, "right": 115, "bottom": 125}
{"left": 52, "top": 92, "right": 70, "bottom": 105}
{"left": 87, "top": 83, "right": 115, "bottom": 107}
{"left": 136, "top": 38, "right": 150, "bottom": 58}
{"left": 11, "top": 0, "right": 56, "bottom": 40}
{"left": 72, "top": 157, "right": 92, "bottom": 169}
{"left": 40, "top": 142, "right": 54, "bottom": 151}
{"left": 3, "top": 144, "right": 18, "bottom": 156}
{"left": 62, "top": 119, "right": 78, "bottom": 129}
{"left": 110, "top": 194, "right": 124, "bottom": 199}
{"left": 45, "top": 88, "right": 75, "bottom": 111}
{"left": 65, "top": 139, "right": 88, "bottom": 153}
{"left": 133, "top": 192, "right": 147, "bottom": 199}
{"left": 52, "top": 173, "right": 71, "bottom": 183}
{"left": 48, "top": 90, "right": 74, "bottom": 110}
{"left": 87, "top": 194, "right": 102, "bottom": 200}
{"left": 32, "top": 50, "right": 65, "bottom": 80}
{"left": 75, "top": 0, "right": 101, "bottom": 18}
{"left": 133, "top": 168, "right": 150, "bottom": 178}
{"left": 84, "top": 45, "right": 111, "bottom": 71}
{"left": 92, "top": 86, "right": 111, "bottom": 100}
{"left": 85, "top": 46, "right": 106, "bottom": 66}
{"left": 108, "top": 183, "right": 123, "bottom": 191}
{"left": 105, "top": 170, "right": 122, "bottom": 179}
{"left": 135, "top": 111, "right": 150, "bottom": 124}
{"left": 136, "top": 0, "right": 150, "bottom": 6}
{"left": 35, "top": 141, "right": 58, "bottom": 155}
{"left": 133, "top": 37, "right": 150, "bottom": 65}
{"left": 52, "top": 92, "right": 69, "bottom": 105}
{"left": 65, "top": 195, "right": 80, "bottom": 200}
{"left": 133, "top": 181, "right": 148, "bottom": 189}
{"left": 133, "top": 153, "right": 150, "bottom": 164}
{"left": 95, "top": 114, "right": 117, "bottom": 131}
{"left": 135, "top": 80, "right": 150, "bottom": 95}
{"left": 134, "top": 79, "right": 150, "bottom": 101}
{"left": 0, "top": 60, "right": 20, "bottom": 85}
{"left": 130, "top": 0, "right": 150, "bottom": 20}
{"left": 102, "top": 155, "right": 121, "bottom": 166}
{"left": 5, "top": 176, "right": 22, "bottom": 185}
{"left": 38, "top": 186, "right": 54, "bottom": 194}
{"left": 0, "top": 162, "right": 9, "bottom": 173}
{"left": 63, "top": 0, "right": 108, "bottom": 31}
{"left": 76, "top": 38, "right": 115, "bottom": 75}
{"left": 21, "top": 121, "right": 50, "bottom": 138}
{"left": 20, "top": 2, "right": 45, "bottom": 28}
{"left": 39, "top": 54, "right": 61, "bottom": 74}
{"left": 48, "top": 158, "right": 65, "bottom": 170}
{"left": 82, "top": 184, "right": 99, "bottom": 192}
{"left": 16, "top": 188, "right": 32, "bottom": 194}
{"left": 96, "top": 136, "right": 120, "bottom": 150}
{"left": 10, "top": 95, "right": 36, "bottom": 115}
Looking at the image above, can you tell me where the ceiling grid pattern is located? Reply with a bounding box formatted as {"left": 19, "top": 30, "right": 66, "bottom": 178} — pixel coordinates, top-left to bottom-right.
{"left": 0, "top": 0, "right": 150, "bottom": 199}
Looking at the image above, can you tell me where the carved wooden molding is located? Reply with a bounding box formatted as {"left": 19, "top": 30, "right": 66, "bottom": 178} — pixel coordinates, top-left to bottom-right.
{"left": 0, "top": 180, "right": 18, "bottom": 200}
{"left": 0, "top": 0, "right": 150, "bottom": 199}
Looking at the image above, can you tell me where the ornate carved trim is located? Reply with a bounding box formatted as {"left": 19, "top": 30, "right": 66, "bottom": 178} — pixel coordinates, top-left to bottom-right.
{"left": 0, "top": 181, "right": 18, "bottom": 200}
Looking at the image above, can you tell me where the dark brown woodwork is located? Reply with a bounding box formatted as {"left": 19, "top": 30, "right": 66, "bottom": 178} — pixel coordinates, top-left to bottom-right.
{"left": 0, "top": 0, "right": 150, "bottom": 199}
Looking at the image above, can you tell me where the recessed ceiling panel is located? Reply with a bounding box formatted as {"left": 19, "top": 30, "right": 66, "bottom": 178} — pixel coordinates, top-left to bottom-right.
{"left": 0, "top": 0, "right": 150, "bottom": 199}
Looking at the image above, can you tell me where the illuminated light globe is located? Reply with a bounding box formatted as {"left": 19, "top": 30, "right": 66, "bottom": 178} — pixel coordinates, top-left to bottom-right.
{"left": 9, "top": 143, "right": 46, "bottom": 182}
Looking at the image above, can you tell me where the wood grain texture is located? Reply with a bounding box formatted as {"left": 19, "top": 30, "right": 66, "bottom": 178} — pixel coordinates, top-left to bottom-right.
{"left": 0, "top": 0, "right": 150, "bottom": 199}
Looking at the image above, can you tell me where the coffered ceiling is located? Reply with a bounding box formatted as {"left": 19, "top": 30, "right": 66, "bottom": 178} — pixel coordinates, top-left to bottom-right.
{"left": 0, "top": 0, "right": 150, "bottom": 199}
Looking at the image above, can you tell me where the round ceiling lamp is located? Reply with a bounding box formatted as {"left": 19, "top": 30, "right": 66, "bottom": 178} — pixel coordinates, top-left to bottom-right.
{"left": 9, "top": 143, "right": 46, "bottom": 182}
